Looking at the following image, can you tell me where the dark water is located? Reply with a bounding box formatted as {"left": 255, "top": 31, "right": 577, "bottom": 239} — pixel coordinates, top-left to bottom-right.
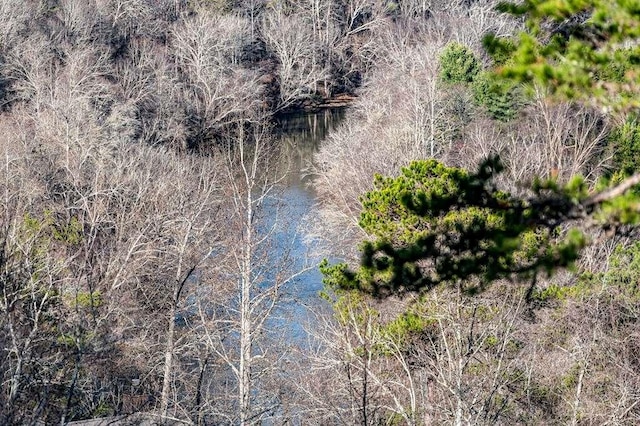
{"left": 275, "top": 108, "right": 345, "bottom": 187}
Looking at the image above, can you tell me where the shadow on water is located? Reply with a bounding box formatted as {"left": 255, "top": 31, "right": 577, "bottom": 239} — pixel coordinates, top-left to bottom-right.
{"left": 274, "top": 108, "right": 345, "bottom": 188}
{"left": 265, "top": 108, "right": 346, "bottom": 342}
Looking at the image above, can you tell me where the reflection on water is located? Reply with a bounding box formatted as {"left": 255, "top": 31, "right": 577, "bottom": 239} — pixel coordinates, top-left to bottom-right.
{"left": 269, "top": 108, "right": 345, "bottom": 341}
{"left": 275, "top": 108, "right": 345, "bottom": 189}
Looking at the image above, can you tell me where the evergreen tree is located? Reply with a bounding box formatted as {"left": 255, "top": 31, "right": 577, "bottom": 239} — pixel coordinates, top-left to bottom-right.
{"left": 439, "top": 42, "right": 481, "bottom": 85}
{"left": 484, "top": 0, "right": 640, "bottom": 111}
{"left": 324, "top": 0, "right": 640, "bottom": 297}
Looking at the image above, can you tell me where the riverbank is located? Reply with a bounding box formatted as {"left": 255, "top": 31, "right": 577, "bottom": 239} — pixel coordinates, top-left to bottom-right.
{"left": 303, "top": 93, "right": 357, "bottom": 110}
{"left": 273, "top": 93, "right": 356, "bottom": 115}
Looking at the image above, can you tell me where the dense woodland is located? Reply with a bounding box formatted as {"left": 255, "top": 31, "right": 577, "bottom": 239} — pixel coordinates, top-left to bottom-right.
{"left": 1, "top": 0, "right": 640, "bottom": 424}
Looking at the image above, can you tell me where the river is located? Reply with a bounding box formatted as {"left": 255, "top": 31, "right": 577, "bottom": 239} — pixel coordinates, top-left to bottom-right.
{"left": 267, "top": 108, "right": 345, "bottom": 341}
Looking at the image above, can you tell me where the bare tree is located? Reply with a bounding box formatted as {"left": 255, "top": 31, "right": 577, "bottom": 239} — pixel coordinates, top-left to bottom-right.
{"left": 298, "top": 283, "right": 534, "bottom": 425}
{"left": 498, "top": 93, "right": 610, "bottom": 187}
{"left": 310, "top": 34, "right": 455, "bottom": 258}
{"left": 0, "top": 33, "right": 230, "bottom": 422}
{"left": 161, "top": 125, "right": 313, "bottom": 425}
{"left": 262, "top": 8, "right": 331, "bottom": 109}
{"left": 0, "top": 135, "right": 73, "bottom": 425}
{"left": 171, "top": 12, "right": 264, "bottom": 147}
{"left": 0, "top": 0, "right": 31, "bottom": 52}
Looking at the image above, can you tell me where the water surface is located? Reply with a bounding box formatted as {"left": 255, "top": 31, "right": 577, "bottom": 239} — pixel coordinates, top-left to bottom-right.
{"left": 269, "top": 108, "right": 345, "bottom": 341}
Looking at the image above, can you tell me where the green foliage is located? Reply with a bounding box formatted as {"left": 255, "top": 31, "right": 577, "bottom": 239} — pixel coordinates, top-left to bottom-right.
{"left": 320, "top": 259, "right": 359, "bottom": 293}
{"left": 489, "top": 38, "right": 517, "bottom": 66}
{"left": 57, "top": 334, "right": 77, "bottom": 347}
{"left": 57, "top": 331, "right": 97, "bottom": 349}
{"left": 9, "top": 212, "right": 88, "bottom": 338}
{"left": 531, "top": 284, "right": 571, "bottom": 303}
{"left": 600, "top": 242, "right": 640, "bottom": 301}
{"left": 23, "top": 211, "right": 83, "bottom": 247}
{"left": 381, "top": 310, "right": 432, "bottom": 344}
{"left": 485, "top": 1, "right": 640, "bottom": 111}
{"left": 72, "top": 291, "right": 104, "bottom": 309}
{"left": 22, "top": 212, "right": 53, "bottom": 260}
{"left": 561, "top": 363, "right": 583, "bottom": 389}
{"left": 52, "top": 216, "right": 83, "bottom": 246}
{"left": 439, "top": 42, "right": 481, "bottom": 84}
{"left": 594, "top": 48, "right": 637, "bottom": 83}
{"left": 320, "top": 260, "right": 377, "bottom": 324}
{"left": 595, "top": 189, "right": 640, "bottom": 226}
{"left": 359, "top": 160, "right": 471, "bottom": 244}
{"left": 92, "top": 402, "right": 113, "bottom": 418}
{"left": 326, "top": 157, "right": 600, "bottom": 297}
{"left": 608, "top": 116, "right": 640, "bottom": 179}
{"left": 472, "top": 71, "right": 524, "bottom": 121}
{"left": 533, "top": 241, "right": 640, "bottom": 305}
{"left": 438, "top": 40, "right": 524, "bottom": 125}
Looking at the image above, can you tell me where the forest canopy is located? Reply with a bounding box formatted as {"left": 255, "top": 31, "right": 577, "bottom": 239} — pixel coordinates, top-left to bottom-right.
{"left": 2, "top": 0, "right": 640, "bottom": 424}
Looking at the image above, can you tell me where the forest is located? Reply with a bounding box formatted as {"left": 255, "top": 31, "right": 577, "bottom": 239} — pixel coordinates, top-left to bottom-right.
{"left": 1, "top": 0, "right": 640, "bottom": 424}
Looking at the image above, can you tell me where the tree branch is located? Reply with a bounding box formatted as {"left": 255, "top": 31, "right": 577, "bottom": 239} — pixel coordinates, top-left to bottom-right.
{"left": 584, "top": 173, "right": 640, "bottom": 207}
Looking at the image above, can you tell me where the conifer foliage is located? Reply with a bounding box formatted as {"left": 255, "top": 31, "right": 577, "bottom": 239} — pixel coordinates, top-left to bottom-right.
{"left": 325, "top": 0, "right": 640, "bottom": 297}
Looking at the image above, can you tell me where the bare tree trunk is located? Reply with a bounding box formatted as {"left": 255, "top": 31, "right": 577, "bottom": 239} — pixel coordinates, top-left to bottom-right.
{"left": 570, "top": 365, "right": 585, "bottom": 426}
{"left": 239, "top": 180, "right": 253, "bottom": 426}
{"left": 60, "top": 345, "right": 81, "bottom": 426}
{"left": 160, "top": 300, "right": 177, "bottom": 419}
{"left": 238, "top": 127, "right": 258, "bottom": 426}
{"left": 161, "top": 262, "right": 201, "bottom": 420}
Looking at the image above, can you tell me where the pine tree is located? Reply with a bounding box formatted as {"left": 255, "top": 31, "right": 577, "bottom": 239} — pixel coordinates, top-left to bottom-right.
{"left": 324, "top": 1, "right": 640, "bottom": 297}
